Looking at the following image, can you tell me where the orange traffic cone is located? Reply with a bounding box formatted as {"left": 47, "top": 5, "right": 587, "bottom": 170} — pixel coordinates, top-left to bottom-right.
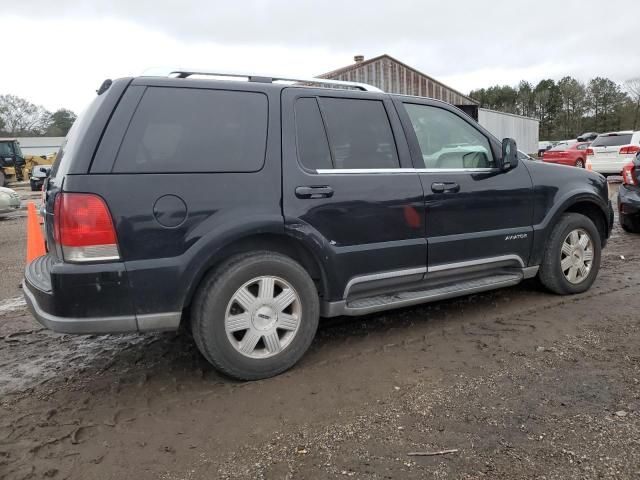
{"left": 26, "top": 202, "right": 46, "bottom": 264}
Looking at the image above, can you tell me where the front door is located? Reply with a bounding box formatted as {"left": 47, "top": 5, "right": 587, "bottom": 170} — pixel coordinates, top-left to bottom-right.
{"left": 281, "top": 88, "right": 426, "bottom": 301}
{"left": 395, "top": 98, "right": 534, "bottom": 272}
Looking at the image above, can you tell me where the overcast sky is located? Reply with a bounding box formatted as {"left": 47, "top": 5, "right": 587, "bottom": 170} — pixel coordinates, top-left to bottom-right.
{"left": 3, "top": 0, "right": 639, "bottom": 114}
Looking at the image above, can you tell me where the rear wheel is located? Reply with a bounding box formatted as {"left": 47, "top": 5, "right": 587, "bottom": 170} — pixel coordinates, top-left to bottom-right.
{"left": 30, "top": 180, "right": 38, "bottom": 191}
{"left": 0, "top": 171, "right": 5, "bottom": 187}
{"left": 539, "top": 213, "right": 601, "bottom": 295}
{"left": 575, "top": 159, "right": 585, "bottom": 168}
{"left": 620, "top": 214, "right": 640, "bottom": 233}
{"left": 191, "top": 252, "right": 319, "bottom": 380}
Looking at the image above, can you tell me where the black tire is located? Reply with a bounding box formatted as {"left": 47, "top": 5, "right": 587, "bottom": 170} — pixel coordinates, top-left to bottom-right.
{"left": 620, "top": 214, "right": 640, "bottom": 234}
{"left": 538, "top": 213, "right": 601, "bottom": 295}
{"left": 30, "top": 180, "right": 38, "bottom": 191}
{"left": 191, "top": 251, "right": 319, "bottom": 380}
{"left": 575, "top": 159, "right": 585, "bottom": 168}
{"left": 0, "top": 171, "right": 5, "bottom": 187}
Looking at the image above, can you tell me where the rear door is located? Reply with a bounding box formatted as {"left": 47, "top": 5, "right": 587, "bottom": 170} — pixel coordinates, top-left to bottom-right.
{"left": 395, "top": 97, "right": 534, "bottom": 271}
{"left": 281, "top": 88, "right": 426, "bottom": 301}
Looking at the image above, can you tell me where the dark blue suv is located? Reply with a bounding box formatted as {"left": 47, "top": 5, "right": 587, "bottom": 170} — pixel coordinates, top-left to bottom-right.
{"left": 24, "top": 71, "right": 614, "bottom": 380}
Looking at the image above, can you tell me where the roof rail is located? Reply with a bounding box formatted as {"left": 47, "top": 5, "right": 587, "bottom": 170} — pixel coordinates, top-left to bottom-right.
{"left": 141, "top": 68, "right": 383, "bottom": 93}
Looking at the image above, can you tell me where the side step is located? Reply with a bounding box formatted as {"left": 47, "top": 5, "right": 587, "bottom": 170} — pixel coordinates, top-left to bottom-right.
{"left": 343, "top": 273, "right": 522, "bottom": 316}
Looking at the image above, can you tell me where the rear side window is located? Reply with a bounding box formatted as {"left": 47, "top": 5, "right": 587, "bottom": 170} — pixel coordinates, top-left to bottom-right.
{"left": 318, "top": 98, "right": 399, "bottom": 169}
{"left": 295, "top": 98, "right": 332, "bottom": 170}
{"left": 114, "top": 87, "right": 268, "bottom": 173}
{"left": 591, "top": 134, "right": 632, "bottom": 147}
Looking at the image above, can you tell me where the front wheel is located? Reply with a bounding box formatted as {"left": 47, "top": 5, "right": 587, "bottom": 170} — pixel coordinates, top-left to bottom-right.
{"left": 191, "top": 252, "right": 319, "bottom": 380}
{"left": 538, "top": 213, "right": 601, "bottom": 295}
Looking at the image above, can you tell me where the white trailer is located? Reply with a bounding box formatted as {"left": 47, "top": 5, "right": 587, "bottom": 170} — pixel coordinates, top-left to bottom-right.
{"left": 478, "top": 109, "right": 539, "bottom": 155}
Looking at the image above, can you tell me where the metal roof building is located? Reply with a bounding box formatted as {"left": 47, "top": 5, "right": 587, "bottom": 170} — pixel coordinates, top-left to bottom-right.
{"left": 319, "top": 54, "right": 479, "bottom": 117}
{"left": 319, "top": 55, "right": 539, "bottom": 154}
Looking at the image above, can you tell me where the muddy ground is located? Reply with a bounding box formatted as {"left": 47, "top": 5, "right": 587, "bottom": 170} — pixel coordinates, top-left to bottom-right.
{"left": 1, "top": 181, "right": 639, "bottom": 479}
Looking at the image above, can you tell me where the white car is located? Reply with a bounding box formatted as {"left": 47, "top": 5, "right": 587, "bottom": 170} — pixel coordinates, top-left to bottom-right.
{"left": 587, "top": 131, "right": 640, "bottom": 174}
{"left": 0, "top": 186, "right": 20, "bottom": 216}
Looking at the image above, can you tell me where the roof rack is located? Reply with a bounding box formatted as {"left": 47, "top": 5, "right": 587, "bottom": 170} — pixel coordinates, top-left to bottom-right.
{"left": 141, "top": 68, "right": 383, "bottom": 93}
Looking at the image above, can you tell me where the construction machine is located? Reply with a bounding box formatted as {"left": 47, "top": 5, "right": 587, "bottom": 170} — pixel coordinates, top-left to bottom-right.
{"left": 0, "top": 138, "right": 25, "bottom": 187}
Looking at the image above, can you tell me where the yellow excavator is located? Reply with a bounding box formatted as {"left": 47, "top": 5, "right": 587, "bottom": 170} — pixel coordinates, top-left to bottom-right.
{"left": 0, "top": 138, "right": 56, "bottom": 189}
{"left": 0, "top": 138, "right": 25, "bottom": 187}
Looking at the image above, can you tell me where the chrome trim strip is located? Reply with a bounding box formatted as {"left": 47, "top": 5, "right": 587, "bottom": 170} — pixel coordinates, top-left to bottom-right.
{"left": 522, "top": 266, "right": 540, "bottom": 279}
{"left": 137, "top": 312, "right": 182, "bottom": 332}
{"left": 343, "top": 275, "right": 522, "bottom": 316}
{"left": 343, "top": 267, "right": 427, "bottom": 298}
{"left": 316, "top": 168, "right": 498, "bottom": 175}
{"left": 428, "top": 255, "right": 525, "bottom": 273}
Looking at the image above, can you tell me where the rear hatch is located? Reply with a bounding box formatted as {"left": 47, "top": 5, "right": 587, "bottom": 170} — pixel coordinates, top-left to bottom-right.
{"left": 44, "top": 79, "right": 131, "bottom": 261}
{"left": 589, "top": 133, "right": 632, "bottom": 163}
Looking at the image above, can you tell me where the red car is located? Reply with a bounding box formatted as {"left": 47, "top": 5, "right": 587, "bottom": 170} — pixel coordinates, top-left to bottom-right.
{"left": 542, "top": 142, "right": 591, "bottom": 168}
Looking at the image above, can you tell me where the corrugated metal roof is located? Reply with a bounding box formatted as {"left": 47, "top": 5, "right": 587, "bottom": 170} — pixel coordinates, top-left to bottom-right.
{"left": 318, "top": 54, "right": 479, "bottom": 106}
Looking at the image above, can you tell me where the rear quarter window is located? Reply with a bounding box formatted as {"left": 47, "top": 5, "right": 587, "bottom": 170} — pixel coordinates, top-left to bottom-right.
{"left": 590, "top": 134, "right": 632, "bottom": 147}
{"left": 113, "top": 87, "right": 268, "bottom": 173}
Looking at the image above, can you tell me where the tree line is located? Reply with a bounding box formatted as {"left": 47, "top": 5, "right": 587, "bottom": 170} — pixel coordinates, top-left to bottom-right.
{"left": 0, "top": 94, "right": 77, "bottom": 137}
{"left": 470, "top": 77, "right": 640, "bottom": 141}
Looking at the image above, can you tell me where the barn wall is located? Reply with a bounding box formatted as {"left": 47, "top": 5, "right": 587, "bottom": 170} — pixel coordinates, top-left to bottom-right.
{"left": 324, "top": 58, "right": 477, "bottom": 106}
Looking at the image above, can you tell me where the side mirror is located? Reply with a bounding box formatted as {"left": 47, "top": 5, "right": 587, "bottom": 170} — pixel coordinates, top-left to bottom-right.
{"left": 500, "top": 138, "right": 518, "bottom": 171}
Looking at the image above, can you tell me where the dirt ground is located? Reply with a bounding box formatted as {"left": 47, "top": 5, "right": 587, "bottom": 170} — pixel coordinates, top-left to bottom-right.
{"left": 1, "top": 181, "right": 639, "bottom": 480}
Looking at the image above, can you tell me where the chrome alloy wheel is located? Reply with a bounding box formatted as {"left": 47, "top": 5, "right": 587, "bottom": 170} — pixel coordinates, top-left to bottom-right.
{"left": 224, "top": 276, "right": 302, "bottom": 359}
{"left": 560, "top": 228, "right": 594, "bottom": 284}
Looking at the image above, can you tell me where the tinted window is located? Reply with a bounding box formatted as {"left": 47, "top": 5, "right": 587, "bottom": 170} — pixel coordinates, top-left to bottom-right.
{"left": 114, "top": 87, "right": 268, "bottom": 173}
{"left": 591, "top": 134, "right": 632, "bottom": 147}
{"left": 319, "top": 98, "right": 399, "bottom": 169}
{"left": 295, "top": 98, "right": 332, "bottom": 170}
{"left": 405, "top": 104, "right": 495, "bottom": 169}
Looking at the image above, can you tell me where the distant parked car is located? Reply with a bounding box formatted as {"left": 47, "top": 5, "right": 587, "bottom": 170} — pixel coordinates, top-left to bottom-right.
{"left": 0, "top": 186, "right": 20, "bottom": 216}
{"left": 538, "top": 141, "right": 553, "bottom": 157}
{"left": 587, "top": 131, "right": 640, "bottom": 174}
{"left": 577, "top": 132, "right": 599, "bottom": 142}
{"left": 618, "top": 153, "right": 640, "bottom": 233}
{"left": 30, "top": 165, "right": 51, "bottom": 191}
{"left": 543, "top": 142, "right": 591, "bottom": 168}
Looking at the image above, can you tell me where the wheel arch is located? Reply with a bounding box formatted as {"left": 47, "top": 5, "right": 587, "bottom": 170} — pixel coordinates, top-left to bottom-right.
{"left": 182, "top": 232, "right": 329, "bottom": 312}
{"left": 531, "top": 193, "right": 610, "bottom": 266}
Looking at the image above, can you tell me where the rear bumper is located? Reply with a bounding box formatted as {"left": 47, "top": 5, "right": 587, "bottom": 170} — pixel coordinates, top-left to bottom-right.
{"left": 23, "top": 255, "right": 181, "bottom": 334}
{"left": 618, "top": 184, "right": 640, "bottom": 216}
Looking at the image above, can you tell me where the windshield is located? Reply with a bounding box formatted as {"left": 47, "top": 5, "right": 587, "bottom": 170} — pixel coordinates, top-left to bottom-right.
{"left": 591, "top": 134, "right": 632, "bottom": 147}
{"left": 0, "top": 142, "right": 15, "bottom": 156}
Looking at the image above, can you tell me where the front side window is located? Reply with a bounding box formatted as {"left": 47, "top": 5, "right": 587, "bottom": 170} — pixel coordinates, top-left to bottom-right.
{"left": 114, "top": 87, "right": 268, "bottom": 173}
{"left": 404, "top": 104, "right": 495, "bottom": 169}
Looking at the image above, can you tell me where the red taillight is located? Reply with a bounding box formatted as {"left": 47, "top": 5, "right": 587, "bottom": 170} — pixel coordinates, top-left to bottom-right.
{"left": 54, "top": 193, "right": 119, "bottom": 262}
{"left": 619, "top": 145, "right": 640, "bottom": 155}
{"left": 621, "top": 162, "right": 638, "bottom": 186}
{"left": 586, "top": 148, "right": 594, "bottom": 156}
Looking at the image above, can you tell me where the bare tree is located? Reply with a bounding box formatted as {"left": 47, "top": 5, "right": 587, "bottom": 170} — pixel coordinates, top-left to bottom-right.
{"left": 624, "top": 78, "right": 640, "bottom": 130}
{"left": 0, "top": 94, "right": 51, "bottom": 136}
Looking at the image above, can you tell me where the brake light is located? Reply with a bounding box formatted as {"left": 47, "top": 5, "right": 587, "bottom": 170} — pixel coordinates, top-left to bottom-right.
{"left": 619, "top": 145, "right": 640, "bottom": 155}
{"left": 621, "top": 162, "right": 638, "bottom": 186}
{"left": 53, "top": 193, "right": 120, "bottom": 262}
{"left": 586, "top": 148, "right": 594, "bottom": 156}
